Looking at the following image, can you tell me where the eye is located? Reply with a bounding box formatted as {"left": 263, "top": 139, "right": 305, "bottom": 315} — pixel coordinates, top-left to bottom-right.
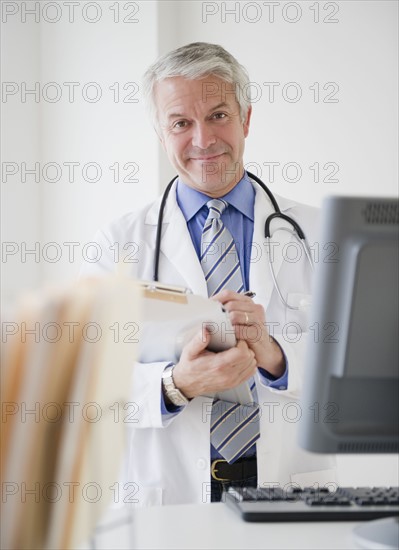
{"left": 211, "top": 112, "right": 227, "bottom": 120}
{"left": 173, "top": 120, "right": 189, "bottom": 129}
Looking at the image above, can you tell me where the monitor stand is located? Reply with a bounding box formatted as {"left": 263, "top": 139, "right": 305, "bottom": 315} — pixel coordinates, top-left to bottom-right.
{"left": 353, "top": 517, "right": 399, "bottom": 549}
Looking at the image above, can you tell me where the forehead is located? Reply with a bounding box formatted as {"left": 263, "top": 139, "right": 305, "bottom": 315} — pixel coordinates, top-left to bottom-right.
{"left": 154, "top": 75, "right": 239, "bottom": 116}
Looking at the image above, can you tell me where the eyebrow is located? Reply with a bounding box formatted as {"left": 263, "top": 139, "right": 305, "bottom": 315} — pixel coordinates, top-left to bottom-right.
{"left": 166, "top": 102, "right": 231, "bottom": 121}
{"left": 207, "top": 101, "right": 230, "bottom": 112}
{"left": 166, "top": 111, "right": 185, "bottom": 121}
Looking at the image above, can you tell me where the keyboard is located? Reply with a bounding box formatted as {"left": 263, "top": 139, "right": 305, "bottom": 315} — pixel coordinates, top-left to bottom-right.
{"left": 224, "top": 486, "right": 399, "bottom": 522}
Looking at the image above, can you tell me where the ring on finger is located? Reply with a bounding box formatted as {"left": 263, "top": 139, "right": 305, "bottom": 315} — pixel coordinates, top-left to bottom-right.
{"left": 245, "top": 312, "right": 249, "bottom": 325}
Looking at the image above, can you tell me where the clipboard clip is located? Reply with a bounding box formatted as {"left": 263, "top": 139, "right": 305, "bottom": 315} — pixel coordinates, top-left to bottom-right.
{"left": 138, "top": 280, "right": 193, "bottom": 303}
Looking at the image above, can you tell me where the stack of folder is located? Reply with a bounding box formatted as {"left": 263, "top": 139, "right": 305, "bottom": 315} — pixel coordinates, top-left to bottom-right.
{"left": 1, "top": 276, "right": 140, "bottom": 549}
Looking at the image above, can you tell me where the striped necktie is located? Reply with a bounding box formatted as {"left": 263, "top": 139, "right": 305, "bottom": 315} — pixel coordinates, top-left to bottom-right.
{"left": 200, "top": 199, "right": 260, "bottom": 464}
{"left": 200, "top": 199, "right": 244, "bottom": 295}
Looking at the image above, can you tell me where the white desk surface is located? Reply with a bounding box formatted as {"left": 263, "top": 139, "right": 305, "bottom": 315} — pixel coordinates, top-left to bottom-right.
{"left": 84, "top": 502, "right": 363, "bottom": 550}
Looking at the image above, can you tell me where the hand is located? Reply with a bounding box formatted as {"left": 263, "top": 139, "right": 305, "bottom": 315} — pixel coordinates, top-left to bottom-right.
{"left": 172, "top": 327, "right": 257, "bottom": 399}
{"left": 212, "top": 289, "right": 285, "bottom": 379}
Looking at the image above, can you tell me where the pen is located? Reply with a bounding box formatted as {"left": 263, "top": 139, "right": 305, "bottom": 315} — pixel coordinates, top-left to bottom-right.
{"left": 244, "top": 291, "right": 256, "bottom": 298}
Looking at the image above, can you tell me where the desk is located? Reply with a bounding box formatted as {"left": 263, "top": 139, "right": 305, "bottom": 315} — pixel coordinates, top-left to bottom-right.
{"left": 83, "top": 503, "right": 362, "bottom": 550}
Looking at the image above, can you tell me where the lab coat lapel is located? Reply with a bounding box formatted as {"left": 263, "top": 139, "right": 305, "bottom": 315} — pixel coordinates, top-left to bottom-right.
{"left": 146, "top": 184, "right": 208, "bottom": 296}
{"left": 249, "top": 182, "right": 294, "bottom": 309}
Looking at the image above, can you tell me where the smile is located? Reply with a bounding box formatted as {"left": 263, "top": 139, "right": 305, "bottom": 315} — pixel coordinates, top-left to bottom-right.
{"left": 189, "top": 153, "right": 225, "bottom": 161}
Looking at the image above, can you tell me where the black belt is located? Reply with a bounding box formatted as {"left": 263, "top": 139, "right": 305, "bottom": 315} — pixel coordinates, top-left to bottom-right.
{"left": 211, "top": 456, "right": 257, "bottom": 482}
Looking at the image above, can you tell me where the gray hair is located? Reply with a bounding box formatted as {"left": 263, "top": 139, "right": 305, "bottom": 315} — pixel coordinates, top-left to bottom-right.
{"left": 142, "top": 42, "right": 251, "bottom": 130}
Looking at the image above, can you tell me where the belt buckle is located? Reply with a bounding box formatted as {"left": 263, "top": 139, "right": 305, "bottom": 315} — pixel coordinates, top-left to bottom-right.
{"left": 211, "top": 459, "right": 229, "bottom": 482}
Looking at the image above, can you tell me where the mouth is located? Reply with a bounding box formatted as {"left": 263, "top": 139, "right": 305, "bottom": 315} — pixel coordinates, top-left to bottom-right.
{"left": 189, "top": 153, "right": 225, "bottom": 162}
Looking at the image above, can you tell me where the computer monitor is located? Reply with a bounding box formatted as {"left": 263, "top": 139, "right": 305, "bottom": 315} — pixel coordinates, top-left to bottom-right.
{"left": 298, "top": 195, "right": 399, "bottom": 548}
{"left": 299, "top": 195, "right": 398, "bottom": 453}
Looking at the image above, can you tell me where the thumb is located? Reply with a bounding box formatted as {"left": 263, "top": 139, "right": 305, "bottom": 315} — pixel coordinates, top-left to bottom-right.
{"left": 184, "top": 325, "right": 211, "bottom": 358}
{"left": 236, "top": 339, "right": 249, "bottom": 350}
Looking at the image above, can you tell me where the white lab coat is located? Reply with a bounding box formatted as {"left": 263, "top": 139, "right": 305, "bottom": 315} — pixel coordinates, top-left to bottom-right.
{"left": 81, "top": 180, "right": 337, "bottom": 506}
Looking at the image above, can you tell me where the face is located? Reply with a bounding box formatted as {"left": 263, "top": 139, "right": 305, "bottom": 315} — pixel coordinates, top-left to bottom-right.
{"left": 154, "top": 75, "right": 252, "bottom": 197}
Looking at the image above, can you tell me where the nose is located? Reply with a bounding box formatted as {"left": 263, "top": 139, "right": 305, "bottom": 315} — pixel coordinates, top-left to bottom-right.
{"left": 191, "top": 121, "right": 216, "bottom": 150}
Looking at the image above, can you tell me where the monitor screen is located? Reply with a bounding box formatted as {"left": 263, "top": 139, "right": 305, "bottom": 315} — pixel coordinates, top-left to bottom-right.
{"left": 298, "top": 195, "right": 399, "bottom": 454}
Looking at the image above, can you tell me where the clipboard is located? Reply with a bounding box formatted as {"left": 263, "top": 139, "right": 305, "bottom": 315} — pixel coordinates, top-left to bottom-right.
{"left": 137, "top": 282, "right": 253, "bottom": 405}
{"left": 137, "top": 281, "right": 237, "bottom": 363}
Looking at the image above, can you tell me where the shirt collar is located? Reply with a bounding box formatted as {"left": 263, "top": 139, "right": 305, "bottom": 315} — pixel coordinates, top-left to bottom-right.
{"left": 176, "top": 171, "right": 255, "bottom": 222}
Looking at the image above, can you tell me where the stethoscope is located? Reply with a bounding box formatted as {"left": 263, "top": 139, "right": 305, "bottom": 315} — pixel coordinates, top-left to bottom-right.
{"left": 153, "top": 171, "right": 314, "bottom": 311}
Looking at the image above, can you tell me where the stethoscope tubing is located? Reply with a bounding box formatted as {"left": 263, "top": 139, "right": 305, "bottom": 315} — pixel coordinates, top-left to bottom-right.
{"left": 153, "top": 171, "right": 313, "bottom": 310}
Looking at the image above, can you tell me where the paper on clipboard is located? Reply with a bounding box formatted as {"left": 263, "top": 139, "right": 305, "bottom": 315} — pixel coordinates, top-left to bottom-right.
{"left": 137, "top": 281, "right": 237, "bottom": 363}
{"left": 137, "top": 281, "right": 254, "bottom": 405}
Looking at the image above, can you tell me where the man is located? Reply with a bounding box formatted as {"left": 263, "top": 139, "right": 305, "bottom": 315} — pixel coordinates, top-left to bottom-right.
{"left": 81, "top": 42, "right": 336, "bottom": 505}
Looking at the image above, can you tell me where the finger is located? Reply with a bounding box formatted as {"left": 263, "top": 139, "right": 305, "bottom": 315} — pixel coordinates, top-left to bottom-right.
{"left": 223, "top": 298, "right": 255, "bottom": 313}
{"left": 234, "top": 322, "right": 264, "bottom": 347}
{"left": 211, "top": 289, "right": 244, "bottom": 304}
{"left": 235, "top": 340, "right": 256, "bottom": 363}
{"left": 236, "top": 356, "right": 257, "bottom": 384}
{"left": 227, "top": 304, "right": 265, "bottom": 329}
{"left": 229, "top": 311, "right": 257, "bottom": 329}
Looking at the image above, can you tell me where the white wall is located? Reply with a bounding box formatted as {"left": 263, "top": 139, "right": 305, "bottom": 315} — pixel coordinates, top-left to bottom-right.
{"left": 38, "top": 1, "right": 161, "bottom": 284}
{"left": 2, "top": 0, "right": 398, "bottom": 487}
{"left": 1, "top": 11, "right": 42, "bottom": 302}
{"left": 177, "top": 0, "right": 398, "bottom": 206}
{"left": 2, "top": 1, "right": 161, "bottom": 305}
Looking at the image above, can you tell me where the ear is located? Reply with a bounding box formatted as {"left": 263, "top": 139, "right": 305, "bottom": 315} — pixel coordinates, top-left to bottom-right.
{"left": 155, "top": 125, "right": 166, "bottom": 150}
{"left": 243, "top": 105, "right": 252, "bottom": 138}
